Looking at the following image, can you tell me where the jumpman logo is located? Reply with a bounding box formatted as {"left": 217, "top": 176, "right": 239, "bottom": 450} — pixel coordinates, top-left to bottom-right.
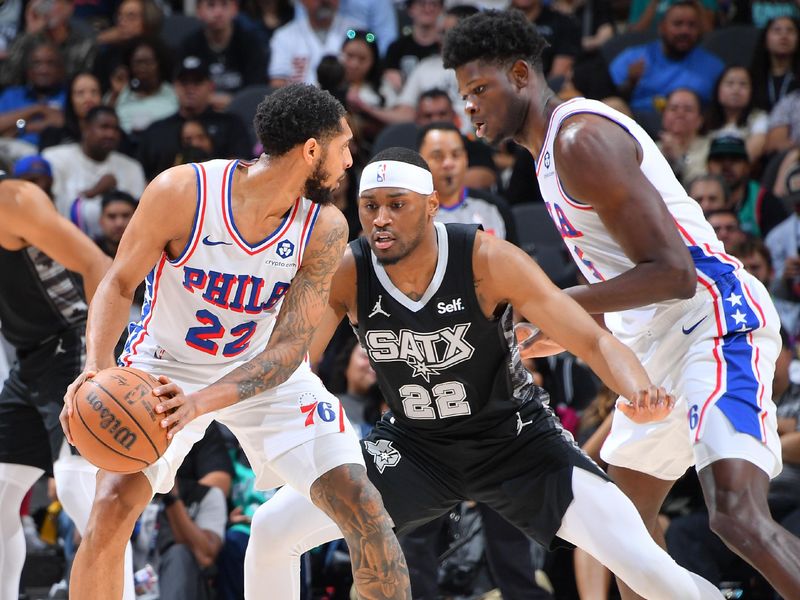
{"left": 54, "top": 338, "right": 66, "bottom": 356}
{"left": 369, "top": 295, "right": 390, "bottom": 318}
{"left": 515, "top": 411, "right": 533, "bottom": 436}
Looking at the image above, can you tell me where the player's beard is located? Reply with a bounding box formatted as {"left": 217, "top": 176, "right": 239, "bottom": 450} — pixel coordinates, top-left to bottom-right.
{"left": 303, "top": 153, "right": 337, "bottom": 205}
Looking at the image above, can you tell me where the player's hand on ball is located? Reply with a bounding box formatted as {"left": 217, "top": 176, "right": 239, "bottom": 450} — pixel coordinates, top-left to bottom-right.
{"left": 60, "top": 369, "right": 98, "bottom": 445}
{"left": 617, "top": 386, "right": 675, "bottom": 424}
{"left": 153, "top": 375, "right": 196, "bottom": 440}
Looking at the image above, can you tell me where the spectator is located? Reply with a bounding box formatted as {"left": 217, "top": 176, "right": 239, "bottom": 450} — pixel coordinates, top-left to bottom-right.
{"left": 93, "top": 190, "right": 137, "bottom": 258}
{"left": 382, "top": 0, "right": 442, "bottom": 99}
{"left": 687, "top": 173, "right": 730, "bottom": 213}
{"left": 766, "top": 165, "right": 800, "bottom": 301}
{"left": 750, "top": 16, "right": 800, "bottom": 112}
{"left": 627, "top": 0, "right": 716, "bottom": 33}
{"left": 137, "top": 56, "right": 251, "bottom": 181}
{"left": 293, "top": 0, "right": 397, "bottom": 56}
{"left": 706, "top": 207, "right": 746, "bottom": 251}
{"left": 1, "top": 0, "right": 95, "bottom": 87}
{"left": 553, "top": 0, "right": 614, "bottom": 57}
{"left": 269, "top": 0, "right": 356, "bottom": 87}
{"left": 415, "top": 89, "right": 497, "bottom": 190}
{"left": 766, "top": 86, "right": 800, "bottom": 154}
{"left": 43, "top": 105, "right": 146, "bottom": 233}
{"left": 417, "top": 121, "right": 516, "bottom": 243}
{"left": 706, "top": 134, "right": 787, "bottom": 236}
{"left": 609, "top": 0, "right": 724, "bottom": 114}
{"left": 510, "top": 0, "right": 581, "bottom": 80}
{"left": 106, "top": 37, "right": 178, "bottom": 136}
{"left": 0, "top": 41, "right": 66, "bottom": 146}
{"left": 705, "top": 66, "right": 769, "bottom": 164}
{"left": 93, "top": 0, "right": 164, "bottom": 92}
{"left": 657, "top": 88, "right": 710, "bottom": 185}
{"left": 384, "top": 5, "right": 479, "bottom": 130}
{"left": 237, "top": 0, "right": 294, "bottom": 50}
{"left": 180, "top": 0, "right": 267, "bottom": 111}
{"left": 39, "top": 71, "right": 101, "bottom": 151}
{"left": 341, "top": 29, "right": 385, "bottom": 142}
{"left": 12, "top": 154, "right": 53, "bottom": 196}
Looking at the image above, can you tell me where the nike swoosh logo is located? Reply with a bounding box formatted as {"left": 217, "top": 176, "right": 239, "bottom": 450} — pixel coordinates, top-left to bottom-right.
{"left": 682, "top": 315, "right": 708, "bottom": 335}
{"left": 202, "top": 235, "right": 233, "bottom": 246}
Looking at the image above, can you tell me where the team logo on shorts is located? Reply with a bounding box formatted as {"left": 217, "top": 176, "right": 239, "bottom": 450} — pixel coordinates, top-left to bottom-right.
{"left": 276, "top": 240, "right": 295, "bottom": 259}
{"left": 364, "top": 439, "right": 401, "bottom": 473}
{"left": 299, "top": 392, "right": 337, "bottom": 427}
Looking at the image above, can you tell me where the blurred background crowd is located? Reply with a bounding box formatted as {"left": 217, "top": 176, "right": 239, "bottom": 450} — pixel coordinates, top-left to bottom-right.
{"left": 3, "top": 0, "right": 800, "bottom": 599}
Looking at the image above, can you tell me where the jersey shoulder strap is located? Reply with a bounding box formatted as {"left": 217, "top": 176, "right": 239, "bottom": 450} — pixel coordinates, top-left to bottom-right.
{"left": 350, "top": 235, "right": 374, "bottom": 334}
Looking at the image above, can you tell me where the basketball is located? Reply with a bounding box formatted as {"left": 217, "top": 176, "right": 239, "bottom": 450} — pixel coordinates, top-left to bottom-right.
{"left": 69, "top": 367, "right": 169, "bottom": 473}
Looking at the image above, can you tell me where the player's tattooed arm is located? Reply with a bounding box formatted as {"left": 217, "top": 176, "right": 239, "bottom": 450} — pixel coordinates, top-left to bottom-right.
{"left": 310, "top": 464, "right": 412, "bottom": 600}
{"left": 225, "top": 210, "right": 349, "bottom": 401}
{"left": 154, "top": 208, "right": 349, "bottom": 435}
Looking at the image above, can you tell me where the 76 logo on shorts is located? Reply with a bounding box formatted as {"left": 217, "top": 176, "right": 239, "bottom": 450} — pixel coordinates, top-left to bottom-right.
{"left": 299, "top": 392, "right": 337, "bottom": 427}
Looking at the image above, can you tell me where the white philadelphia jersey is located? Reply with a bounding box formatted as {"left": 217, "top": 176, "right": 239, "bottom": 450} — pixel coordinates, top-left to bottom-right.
{"left": 536, "top": 98, "right": 742, "bottom": 337}
{"left": 120, "top": 159, "right": 322, "bottom": 366}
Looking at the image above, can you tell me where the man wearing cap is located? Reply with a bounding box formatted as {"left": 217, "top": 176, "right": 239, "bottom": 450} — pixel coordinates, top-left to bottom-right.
{"left": 245, "top": 147, "right": 727, "bottom": 600}
{"left": 137, "top": 56, "right": 251, "bottom": 181}
{"left": 707, "top": 134, "right": 787, "bottom": 237}
{"left": 13, "top": 154, "right": 53, "bottom": 197}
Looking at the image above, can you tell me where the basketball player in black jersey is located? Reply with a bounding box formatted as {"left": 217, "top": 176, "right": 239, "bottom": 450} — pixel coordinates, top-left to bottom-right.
{"left": 243, "top": 148, "right": 725, "bottom": 600}
{"left": 0, "top": 175, "right": 111, "bottom": 599}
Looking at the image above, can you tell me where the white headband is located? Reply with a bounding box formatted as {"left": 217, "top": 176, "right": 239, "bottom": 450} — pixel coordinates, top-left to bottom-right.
{"left": 359, "top": 160, "right": 434, "bottom": 196}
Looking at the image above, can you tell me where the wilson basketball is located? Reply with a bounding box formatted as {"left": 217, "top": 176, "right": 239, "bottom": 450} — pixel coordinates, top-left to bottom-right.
{"left": 70, "top": 367, "right": 169, "bottom": 473}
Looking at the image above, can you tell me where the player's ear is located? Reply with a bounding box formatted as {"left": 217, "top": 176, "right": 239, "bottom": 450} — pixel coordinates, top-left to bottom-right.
{"left": 510, "top": 59, "right": 530, "bottom": 90}
{"left": 428, "top": 191, "right": 439, "bottom": 217}
{"left": 302, "top": 138, "right": 320, "bottom": 166}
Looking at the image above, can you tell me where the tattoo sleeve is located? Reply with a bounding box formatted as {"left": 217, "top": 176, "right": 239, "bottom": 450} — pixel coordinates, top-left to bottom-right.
{"left": 211, "top": 218, "right": 348, "bottom": 402}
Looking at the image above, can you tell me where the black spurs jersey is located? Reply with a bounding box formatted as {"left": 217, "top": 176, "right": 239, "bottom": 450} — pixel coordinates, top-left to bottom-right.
{"left": 352, "top": 222, "right": 547, "bottom": 437}
{"left": 0, "top": 174, "right": 87, "bottom": 349}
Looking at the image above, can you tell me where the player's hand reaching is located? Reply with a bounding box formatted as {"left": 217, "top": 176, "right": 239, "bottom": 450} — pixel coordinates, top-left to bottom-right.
{"left": 60, "top": 369, "right": 98, "bottom": 446}
{"left": 153, "top": 377, "right": 199, "bottom": 440}
{"left": 617, "top": 386, "right": 675, "bottom": 424}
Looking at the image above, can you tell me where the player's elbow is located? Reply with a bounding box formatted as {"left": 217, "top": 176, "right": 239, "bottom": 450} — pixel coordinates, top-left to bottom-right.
{"left": 664, "top": 261, "right": 697, "bottom": 299}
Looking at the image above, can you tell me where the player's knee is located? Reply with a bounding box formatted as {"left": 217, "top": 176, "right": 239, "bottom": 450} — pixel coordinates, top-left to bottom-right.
{"left": 707, "top": 485, "right": 768, "bottom": 542}
{"left": 249, "top": 505, "right": 296, "bottom": 560}
{"left": 87, "top": 477, "right": 150, "bottom": 540}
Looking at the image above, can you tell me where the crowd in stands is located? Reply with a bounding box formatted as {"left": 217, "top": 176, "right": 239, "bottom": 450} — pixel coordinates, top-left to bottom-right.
{"left": 4, "top": 0, "right": 800, "bottom": 598}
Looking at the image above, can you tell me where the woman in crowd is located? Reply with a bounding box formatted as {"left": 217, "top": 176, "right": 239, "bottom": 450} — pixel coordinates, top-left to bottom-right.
{"left": 706, "top": 66, "right": 769, "bottom": 164}
{"left": 39, "top": 71, "right": 102, "bottom": 151}
{"left": 105, "top": 37, "right": 177, "bottom": 137}
{"left": 750, "top": 16, "right": 800, "bottom": 112}
{"left": 340, "top": 29, "right": 386, "bottom": 144}
{"left": 658, "top": 88, "right": 710, "bottom": 185}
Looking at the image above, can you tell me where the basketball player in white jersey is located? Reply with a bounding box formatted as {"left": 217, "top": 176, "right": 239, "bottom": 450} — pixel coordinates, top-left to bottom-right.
{"left": 444, "top": 10, "right": 800, "bottom": 599}
{"left": 59, "top": 84, "right": 411, "bottom": 600}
